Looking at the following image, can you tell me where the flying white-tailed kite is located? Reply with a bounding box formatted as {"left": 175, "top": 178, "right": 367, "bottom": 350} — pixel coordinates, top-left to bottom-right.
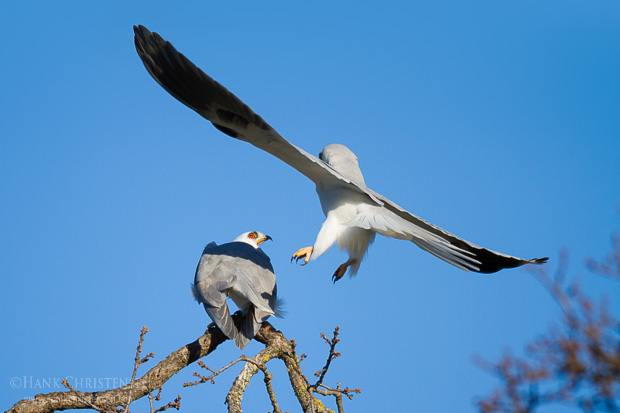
{"left": 192, "top": 231, "right": 282, "bottom": 349}
{"left": 134, "top": 25, "right": 548, "bottom": 283}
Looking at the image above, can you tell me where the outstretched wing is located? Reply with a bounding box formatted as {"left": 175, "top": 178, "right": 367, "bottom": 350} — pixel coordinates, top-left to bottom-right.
{"left": 134, "top": 25, "right": 547, "bottom": 274}
{"left": 133, "top": 25, "right": 382, "bottom": 205}
{"left": 349, "top": 194, "right": 548, "bottom": 273}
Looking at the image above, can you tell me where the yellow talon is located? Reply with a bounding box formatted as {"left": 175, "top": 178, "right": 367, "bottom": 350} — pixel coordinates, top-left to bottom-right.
{"left": 291, "top": 246, "right": 314, "bottom": 265}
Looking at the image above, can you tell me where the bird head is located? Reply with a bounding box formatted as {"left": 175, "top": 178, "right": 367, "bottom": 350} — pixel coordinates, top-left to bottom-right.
{"left": 234, "top": 231, "right": 272, "bottom": 248}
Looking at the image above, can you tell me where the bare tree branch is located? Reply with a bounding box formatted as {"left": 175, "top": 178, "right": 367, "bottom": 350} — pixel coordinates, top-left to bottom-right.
{"left": 225, "top": 351, "right": 283, "bottom": 413}
{"left": 585, "top": 233, "right": 620, "bottom": 281}
{"left": 477, "top": 241, "right": 620, "bottom": 412}
{"left": 60, "top": 379, "right": 112, "bottom": 413}
{"left": 7, "top": 323, "right": 229, "bottom": 413}
{"left": 7, "top": 319, "right": 360, "bottom": 413}
{"left": 528, "top": 248, "right": 575, "bottom": 319}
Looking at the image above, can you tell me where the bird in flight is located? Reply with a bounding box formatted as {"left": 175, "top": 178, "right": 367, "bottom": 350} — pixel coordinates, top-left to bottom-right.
{"left": 192, "top": 231, "right": 283, "bottom": 349}
{"left": 134, "top": 25, "right": 548, "bottom": 283}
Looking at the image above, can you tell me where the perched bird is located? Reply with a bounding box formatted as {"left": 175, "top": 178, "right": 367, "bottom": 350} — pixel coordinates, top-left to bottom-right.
{"left": 191, "top": 231, "right": 283, "bottom": 349}
{"left": 134, "top": 25, "right": 548, "bottom": 282}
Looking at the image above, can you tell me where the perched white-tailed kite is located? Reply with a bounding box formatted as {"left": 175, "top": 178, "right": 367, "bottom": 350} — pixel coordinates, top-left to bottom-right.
{"left": 134, "top": 25, "right": 548, "bottom": 283}
{"left": 191, "top": 231, "right": 283, "bottom": 349}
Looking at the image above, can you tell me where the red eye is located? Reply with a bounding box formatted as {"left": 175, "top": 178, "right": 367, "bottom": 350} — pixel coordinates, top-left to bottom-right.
{"left": 248, "top": 233, "right": 255, "bottom": 239}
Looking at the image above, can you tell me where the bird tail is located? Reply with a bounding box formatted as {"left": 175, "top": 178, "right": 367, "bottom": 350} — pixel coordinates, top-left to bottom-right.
{"left": 272, "top": 297, "right": 287, "bottom": 318}
{"left": 203, "top": 302, "right": 238, "bottom": 341}
{"left": 236, "top": 307, "right": 260, "bottom": 350}
{"left": 235, "top": 302, "right": 285, "bottom": 350}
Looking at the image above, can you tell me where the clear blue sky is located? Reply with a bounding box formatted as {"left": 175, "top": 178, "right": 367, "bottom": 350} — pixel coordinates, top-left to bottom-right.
{"left": 2, "top": 1, "right": 619, "bottom": 411}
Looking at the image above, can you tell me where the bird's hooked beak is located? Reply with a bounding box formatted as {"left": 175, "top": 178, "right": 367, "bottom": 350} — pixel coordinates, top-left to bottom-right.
{"left": 257, "top": 235, "right": 272, "bottom": 246}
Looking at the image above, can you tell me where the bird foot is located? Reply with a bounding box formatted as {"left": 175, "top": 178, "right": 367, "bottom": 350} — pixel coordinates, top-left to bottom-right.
{"left": 332, "top": 259, "right": 357, "bottom": 283}
{"left": 291, "top": 246, "right": 313, "bottom": 265}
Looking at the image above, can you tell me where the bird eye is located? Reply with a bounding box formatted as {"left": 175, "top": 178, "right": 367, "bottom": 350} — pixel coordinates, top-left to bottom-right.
{"left": 248, "top": 233, "right": 256, "bottom": 239}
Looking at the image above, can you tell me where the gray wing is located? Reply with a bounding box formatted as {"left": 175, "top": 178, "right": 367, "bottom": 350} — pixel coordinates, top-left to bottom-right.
{"left": 192, "top": 244, "right": 239, "bottom": 340}
{"left": 133, "top": 25, "right": 382, "bottom": 205}
{"left": 228, "top": 247, "right": 279, "bottom": 348}
{"left": 233, "top": 265, "right": 277, "bottom": 316}
{"left": 348, "top": 193, "right": 548, "bottom": 273}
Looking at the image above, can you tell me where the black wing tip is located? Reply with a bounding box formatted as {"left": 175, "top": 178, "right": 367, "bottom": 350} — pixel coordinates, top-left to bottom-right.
{"left": 133, "top": 25, "right": 154, "bottom": 59}
{"left": 133, "top": 25, "right": 170, "bottom": 56}
{"left": 133, "top": 24, "right": 150, "bottom": 36}
{"left": 133, "top": 23, "right": 274, "bottom": 140}
{"left": 133, "top": 25, "right": 150, "bottom": 45}
{"left": 133, "top": 25, "right": 170, "bottom": 60}
{"left": 473, "top": 254, "right": 549, "bottom": 274}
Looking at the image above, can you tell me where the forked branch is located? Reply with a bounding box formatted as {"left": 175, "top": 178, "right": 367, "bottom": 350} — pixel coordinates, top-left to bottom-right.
{"left": 7, "top": 320, "right": 360, "bottom": 413}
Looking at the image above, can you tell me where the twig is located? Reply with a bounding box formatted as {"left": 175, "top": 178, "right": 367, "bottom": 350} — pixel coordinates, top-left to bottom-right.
{"left": 259, "top": 365, "right": 282, "bottom": 413}
{"left": 147, "top": 387, "right": 181, "bottom": 413}
{"left": 313, "top": 326, "right": 341, "bottom": 387}
{"left": 124, "top": 326, "right": 155, "bottom": 412}
{"left": 316, "top": 383, "right": 361, "bottom": 401}
{"left": 183, "top": 358, "right": 248, "bottom": 387}
{"left": 315, "top": 383, "right": 361, "bottom": 413}
{"left": 305, "top": 327, "right": 360, "bottom": 413}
